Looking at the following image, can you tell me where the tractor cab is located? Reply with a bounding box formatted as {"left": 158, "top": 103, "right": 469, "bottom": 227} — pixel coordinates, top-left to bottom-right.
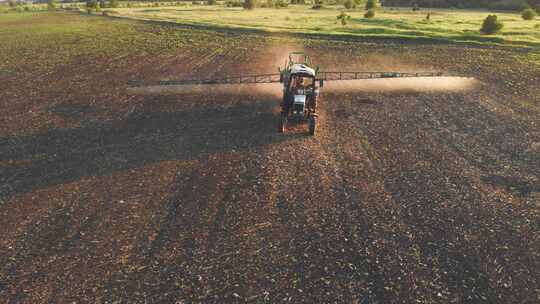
{"left": 288, "top": 65, "right": 316, "bottom": 117}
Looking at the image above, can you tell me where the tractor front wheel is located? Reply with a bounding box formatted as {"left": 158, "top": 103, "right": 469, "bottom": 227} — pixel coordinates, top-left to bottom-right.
{"left": 278, "top": 114, "right": 287, "bottom": 133}
{"left": 308, "top": 116, "right": 316, "bottom": 135}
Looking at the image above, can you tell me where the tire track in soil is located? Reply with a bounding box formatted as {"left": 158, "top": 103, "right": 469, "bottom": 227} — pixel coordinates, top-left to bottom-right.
{"left": 104, "top": 40, "right": 377, "bottom": 302}
{"left": 262, "top": 133, "right": 345, "bottom": 302}
{"left": 2, "top": 17, "right": 539, "bottom": 302}
{"left": 418, "top": 91, "right": 538, "bottom": 177}
{"left": 355, "top": 93, "right": 494, "bottom": 300}
{"left": 0, "top": 186, "right": 115, "bottom": 302}
{"left": 97, "top": 41, "right": 296, "bottom": 302}
{"left": 315, "top": 93, "right": 434, "bottom": 303}
{"left": 96, "top": 39, "right": 293, "bottom": 301}
{"left": 410, "top": 93, "right": 538, "bottom": 302}
{"left": 335, "top": 89, "right": 538, "bottom": 303}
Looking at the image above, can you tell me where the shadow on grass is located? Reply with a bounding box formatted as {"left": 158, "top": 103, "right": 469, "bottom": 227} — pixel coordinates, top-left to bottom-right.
{"left": 102, "top": 13, "right": 540, "bottom": 49}
{"left": 339, "top": 26, "right": 428, "bottom": 37}
{"left": 352, "top": 17, "right": 417, "bottom": 29}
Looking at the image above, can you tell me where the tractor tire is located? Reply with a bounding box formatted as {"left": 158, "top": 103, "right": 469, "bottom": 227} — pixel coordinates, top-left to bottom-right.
{"left": 308, "top": 116, "right": 316, "bottom": 135}
{"left": 278, "top": 114, "right": 287, "bottom": 133}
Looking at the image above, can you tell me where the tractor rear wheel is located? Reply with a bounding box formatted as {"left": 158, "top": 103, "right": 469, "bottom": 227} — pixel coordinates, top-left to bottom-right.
{"left": 278, "top": 114, "right": 287, "bottom": 133}
{"left": 308, "top": 116, "right": 316, "bottom": 135}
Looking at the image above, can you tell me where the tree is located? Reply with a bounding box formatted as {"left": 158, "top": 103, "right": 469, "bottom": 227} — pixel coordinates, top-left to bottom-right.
{"left": 243, "top": 0, "right": 256, "bottom": 9}
{"left": 109, "top": 0, "right": 119, "bottom": 8}
{"left": 522, "top": 8, "right": 537, "bottom": 20}
{"left": 526, "top": 0, "right": 540, "bottom": 12}
{"left": 337, "top": 11, "right": 350, "bottom": 25}
{"left": 207, "top": 0, "right": 216, "bottom": 5}
{"left": 365, "top": 0, "right": 376, "bottom": 10}
{"left": 480, "top": 15, "right": 503, "bottom": 35}
{"left": 312, "top": 0, "right": 323, "bottom": 9}
{"left": 86, "top": 0, "right": 98, "bottom": 9}
{"left": 344, "top": 0, "right": 355, "bottom": 9}
{"left": 47, "top": 0, "right": 57, "bottom": 10}
{"left": 364, "top": 8, "right": 375, "bottom": 17}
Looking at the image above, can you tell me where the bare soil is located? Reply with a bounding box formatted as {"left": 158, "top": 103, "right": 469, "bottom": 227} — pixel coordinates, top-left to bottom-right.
{"left": 0, "top": 13, "right": 539, "bottom": 303}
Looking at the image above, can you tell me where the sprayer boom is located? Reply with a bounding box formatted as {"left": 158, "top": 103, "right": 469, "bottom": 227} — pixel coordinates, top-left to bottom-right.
{"left": 317, "top": 71, "right": 443, "bottom": 81}
{"left": 128, "top": 71, "right": 443, "bottom": 87}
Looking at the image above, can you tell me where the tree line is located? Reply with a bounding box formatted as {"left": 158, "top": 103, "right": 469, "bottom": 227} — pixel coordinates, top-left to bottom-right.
{"left": 381, "top": 0, "right": 539, "bottom": 11}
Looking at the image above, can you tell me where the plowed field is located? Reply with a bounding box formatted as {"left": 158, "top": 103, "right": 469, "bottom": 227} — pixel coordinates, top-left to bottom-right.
{"left": 1, "top": 12, "right": 539, "bottom": 303}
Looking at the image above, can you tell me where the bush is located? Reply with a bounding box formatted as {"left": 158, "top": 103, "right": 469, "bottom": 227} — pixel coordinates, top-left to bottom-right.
{"left": 207, "top": 0, "right": 216, "bottom": 4}
{"left": 344, "top": 0, "right": 355, "bottom": 9}
{"left": 263, "top": 0, "right": 287, "bottom": 7}
{"left": 488, "top": 0, "right": 530, "bottom": 11}
{"left": 412, "top": 3, "right": 420, "bottom": 11}
{"left": 480, "top": 15, "right": 504, "bottom": 34}
{"left": 276, "top": 0, "right": 288, "bottom": 7}
{"left": 365, "top": 0, "right": 376, "bottom": 10}
{"left": 243, "top": 0, "right": 255, "bottom": 9}
{"left": 364, "top": 8, "right": 375, "bottom": 17}
{"left": 337, "top": 11, "right": 350, "bottom": 25}
{"left": 109, "top": 0, "right": 119, "bottom": 8}
{"left": 86, "top": 0, "right": 98, "bottom": 9}
{"left": 312, "top": 3, "right": 323, "bottom": 9}
{"left": 522, "top": 8, "right": 537, "bottom": 19}
{"left": 226, "top": 0, "right": 243, "bottom": 6}
{"left": 47, "top": 0, "right": 57, "bottom": 10}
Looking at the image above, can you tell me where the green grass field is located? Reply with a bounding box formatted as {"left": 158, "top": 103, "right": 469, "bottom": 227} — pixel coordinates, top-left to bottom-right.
{"left": 2, "top": 2, "right": 540, "bottom": 47}
{"left": 98, "top": 4, "right": 540, "bottom": 48}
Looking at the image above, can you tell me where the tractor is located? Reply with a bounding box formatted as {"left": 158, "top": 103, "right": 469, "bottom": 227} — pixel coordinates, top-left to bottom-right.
{"left": 128, "top": 51, "right": 443, "bottom": 136}
{"left": 278, "top": 52, "right": 323, "bottom": 135}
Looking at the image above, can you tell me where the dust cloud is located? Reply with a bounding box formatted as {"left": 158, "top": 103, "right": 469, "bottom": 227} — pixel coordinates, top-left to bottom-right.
{"left": 258, "top": 43, "right": 302, "bottom": 73}
{"left": 128, "top": 76, "right": 477, "bottom": 96}
{"left": 128, "top": 44, "right": 477, "bottom": 97}
{"left": 127, "top": 41, "right": 303, "bottom": 98}
{"left": 127, "top": 83, "right": 283, "bottom": 98}
{"left": 324, "top": 77, "right": 478, "bottom": 93}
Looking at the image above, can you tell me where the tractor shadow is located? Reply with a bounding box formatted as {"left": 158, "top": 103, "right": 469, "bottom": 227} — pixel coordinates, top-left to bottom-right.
{"left": 0, "top": 92, "right": 304, "bottom": 199}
